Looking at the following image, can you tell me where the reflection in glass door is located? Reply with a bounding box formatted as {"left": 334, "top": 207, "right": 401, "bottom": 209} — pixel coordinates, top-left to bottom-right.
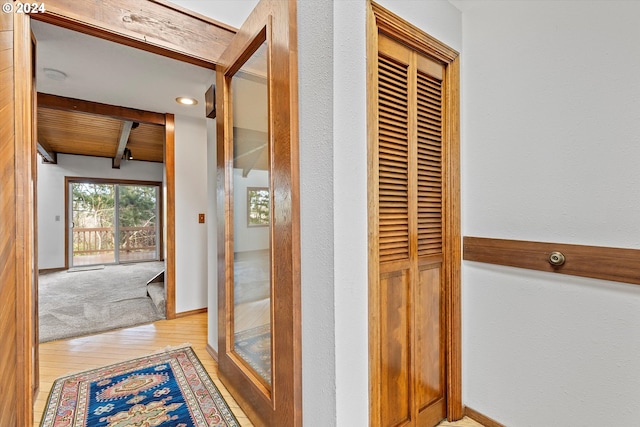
{"left": 69, "top": 181, "right": 159, "bottom": 267}
{"left": 231, "top": 40, "right": 272, "bottom": 386}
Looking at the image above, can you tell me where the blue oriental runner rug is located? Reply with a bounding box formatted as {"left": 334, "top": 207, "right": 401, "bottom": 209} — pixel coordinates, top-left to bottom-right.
{"left": 40, "top": 346, "right": 239, "bottom": 427}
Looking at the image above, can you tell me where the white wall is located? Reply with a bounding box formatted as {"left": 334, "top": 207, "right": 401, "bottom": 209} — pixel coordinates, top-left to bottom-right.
{"left": 298, "top": 0, "right": 336, "bottom": 424}
{"left": 331, "top": 1, "right": 368, "bottom": 424}
{"left": 460, "top": 1, "right": 640, "bottom": 425}
{"left": 37, "top": 154, "right": 163, "bottom": 269}
{"left": 233, "top": 169, "right": 269, "bottom": 253}
{"left": 174, "top": 114, "right": 209, "bottom": 313}
{"left": 169, "top": 0, "right": 256, "bottom": 29}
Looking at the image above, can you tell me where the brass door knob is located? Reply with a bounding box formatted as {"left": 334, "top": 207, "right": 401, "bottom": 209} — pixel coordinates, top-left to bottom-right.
{"left": 548, "top": 251, "right": 566, "bottom": 266}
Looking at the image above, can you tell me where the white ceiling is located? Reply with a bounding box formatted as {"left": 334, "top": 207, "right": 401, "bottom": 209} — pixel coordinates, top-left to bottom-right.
{"left": 31, "top": 20, "right": 216, "bottom": 119}
{"left": 169, "top": 0, "right": 257, "bottom": 29}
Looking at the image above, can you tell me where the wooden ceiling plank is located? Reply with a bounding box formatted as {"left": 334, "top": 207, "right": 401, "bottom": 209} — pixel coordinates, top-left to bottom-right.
{"left": 38, "top": 93, "right": 166, "bottom": 125}
{"left": 37, "top": 101, "right": 165, "bottom": 163}
{"left": 37, "top": 139, "right": 57, "bottom": 164}
{"left": 112, "top": 120, "right": 133, "bottom": 169}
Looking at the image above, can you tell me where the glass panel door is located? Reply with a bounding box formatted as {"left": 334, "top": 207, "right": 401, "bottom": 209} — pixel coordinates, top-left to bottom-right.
{"left": 118, "top": 184, "right": 159, "bottom": 262}
{"left": 70, "top": 182, "right": 116, "bottom": 266}
{"left": 231, "top": 40, "right": 272, "bottom": 386}
{"left": 216, "top": 1, "right": 300, "bottom": 424}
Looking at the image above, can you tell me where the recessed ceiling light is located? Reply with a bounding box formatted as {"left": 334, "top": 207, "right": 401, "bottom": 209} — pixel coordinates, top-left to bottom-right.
{"left": 43, "top": 68, "right": 67, "bottom": 81}
{"left": 176, "top": 97, "right": 198, "bottom": 106}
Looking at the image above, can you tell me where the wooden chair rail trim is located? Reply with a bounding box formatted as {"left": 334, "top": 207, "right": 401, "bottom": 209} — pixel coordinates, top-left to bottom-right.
{"left": 464, "top": 236, "right": 640, "bottom": 286}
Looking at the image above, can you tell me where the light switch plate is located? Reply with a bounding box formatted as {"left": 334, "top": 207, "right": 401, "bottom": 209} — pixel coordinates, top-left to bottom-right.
{"left": 198, "top": 213, "right": 205, "bottom": 223}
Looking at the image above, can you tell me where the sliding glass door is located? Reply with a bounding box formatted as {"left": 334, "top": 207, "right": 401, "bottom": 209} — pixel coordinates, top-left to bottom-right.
{"left": 117, "top": 184, "right": 159, "bottom": 262}
{"left": 70, "top": 182, "right": 116, "bottom": 266}
{"left": 69, "top": 180, "right": 160, "bottom": 267}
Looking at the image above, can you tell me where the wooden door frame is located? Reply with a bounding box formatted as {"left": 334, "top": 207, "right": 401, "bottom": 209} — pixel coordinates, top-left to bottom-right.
{"left": 13, "top": 11, "right": 37, "bottom": 427}
{"left": 367, "top": 1, "right": 462, "bottom": 423}
{"left": 9, "top": 2, "right": 237, "bottom": 424}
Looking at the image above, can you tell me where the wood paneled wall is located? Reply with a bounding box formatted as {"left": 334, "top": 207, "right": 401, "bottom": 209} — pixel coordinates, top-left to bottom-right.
{"left": 0, "top": 9, "right": 19, "bottom": 420}
{"left": 0, "top": 11, "right": 36, "bottom": 427}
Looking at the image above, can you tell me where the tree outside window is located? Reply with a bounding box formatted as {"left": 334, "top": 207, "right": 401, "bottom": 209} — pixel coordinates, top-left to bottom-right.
{"left": 247, "top": 187, "right": 270, "bottom": 227}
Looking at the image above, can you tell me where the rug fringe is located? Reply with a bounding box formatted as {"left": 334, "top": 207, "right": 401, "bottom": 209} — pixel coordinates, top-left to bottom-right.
{"left": 51, "top": 344, "right": 195, "bottom": 381}
{"left": 151, "top": 343, "right": 192, "bottom": 354}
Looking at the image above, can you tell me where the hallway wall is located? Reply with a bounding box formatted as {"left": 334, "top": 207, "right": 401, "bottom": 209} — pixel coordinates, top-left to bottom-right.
{"left": 174, "top": 114, "right": 209, "bottom": 313}
{"left": 170, "top": 0, "right": 462, "bottom": 425}
{"left": 460, "top": 1, "right": 640, "bottom": 425}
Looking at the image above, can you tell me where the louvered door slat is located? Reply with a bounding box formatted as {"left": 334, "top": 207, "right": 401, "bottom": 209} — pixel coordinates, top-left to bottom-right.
{"left": 417, "top": 109, "right": 442, "bottom": 122}
{"left": 417, "top": 70, "right": 443, "bottom": 257}
{"left": 378, "top": 53, "right": 410, "bottom": 263}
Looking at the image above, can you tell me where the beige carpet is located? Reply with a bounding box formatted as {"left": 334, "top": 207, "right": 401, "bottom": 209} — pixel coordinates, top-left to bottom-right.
{"left": 438, "top": 417, "right": 485, "bottom": 427}
{"left": 38, "top": 261, "right": 165, "bottom": 342}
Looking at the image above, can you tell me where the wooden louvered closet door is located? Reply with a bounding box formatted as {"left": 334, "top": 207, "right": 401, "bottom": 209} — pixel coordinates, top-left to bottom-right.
{"left": 376, "top": 33, "right": 446, "bottom": 427}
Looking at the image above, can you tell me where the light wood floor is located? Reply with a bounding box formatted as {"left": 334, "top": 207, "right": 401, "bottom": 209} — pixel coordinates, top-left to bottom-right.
{"left": 34, "top": 312, "right": 485, "bottom": 427}
{"left": 439, "top": 417, "right": 485, "bottom": 427}
{"left": 34, "top": 313, "right": 254, "bottom": 427}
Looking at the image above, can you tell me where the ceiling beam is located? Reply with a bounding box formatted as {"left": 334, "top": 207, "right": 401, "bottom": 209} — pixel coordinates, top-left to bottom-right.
{"left": 38, "top": 93, "right": 166, "bottom": 125}
{"left": 31, "top": 0, "right": 235, "bottom": 69}
{"left": 112, "top": 120, "right": 134, "bottom": 169}
{"left": 234, "top": 143, "right": 267, "bottom": 161}
{"left": 242, "top": 146, "right": 267, "bottom": 178}
{"left": 37, "top": 139, "right": 57, "bottom": 164}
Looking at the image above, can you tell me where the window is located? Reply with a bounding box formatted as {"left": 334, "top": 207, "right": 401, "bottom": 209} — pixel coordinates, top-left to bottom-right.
{"left": 67, "top": 178, "right": 161, "bottom": 266}
{"left": 247, "top": 187, "right": 270, "bottom": 226}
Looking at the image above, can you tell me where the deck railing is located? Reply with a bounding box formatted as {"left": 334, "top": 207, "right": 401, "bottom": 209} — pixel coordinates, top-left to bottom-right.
{"left": 73, "top": 226, "right": 156, "bottom": 255}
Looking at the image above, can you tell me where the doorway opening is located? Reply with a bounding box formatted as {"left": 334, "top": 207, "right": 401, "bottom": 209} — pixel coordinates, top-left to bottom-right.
{"left": 30, "top": 14, "right": 213, "bottom": 343}
{"left": 7, "top": 3, "right": 238, "bottom": 425}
